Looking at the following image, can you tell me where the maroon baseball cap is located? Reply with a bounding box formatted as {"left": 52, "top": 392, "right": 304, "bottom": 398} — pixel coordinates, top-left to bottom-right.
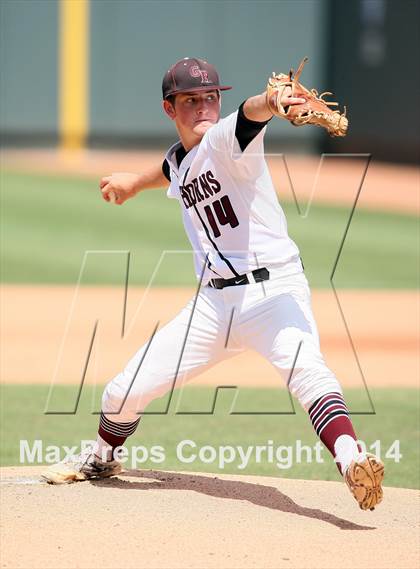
{"left": 162, "top": 57, "right": 232, "bottom": 99}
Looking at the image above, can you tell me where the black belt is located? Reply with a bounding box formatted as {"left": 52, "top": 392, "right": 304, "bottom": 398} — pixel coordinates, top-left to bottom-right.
{"left": 208, "top": 267, "right": 270, "bottom": 289}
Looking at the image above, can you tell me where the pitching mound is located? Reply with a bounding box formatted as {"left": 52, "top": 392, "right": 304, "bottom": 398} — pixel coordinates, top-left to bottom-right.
{"left": 1, "top": 467, "right": 418, "bottom": 569}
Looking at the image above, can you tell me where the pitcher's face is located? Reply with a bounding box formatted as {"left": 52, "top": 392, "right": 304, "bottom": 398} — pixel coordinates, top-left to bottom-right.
{"left": 163, "top": 90, "right": 221, "bottom": 148}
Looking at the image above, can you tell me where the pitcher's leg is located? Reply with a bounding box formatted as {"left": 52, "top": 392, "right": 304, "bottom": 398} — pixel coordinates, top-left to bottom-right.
{"left": 239, "top": 275, "right": 384, "bottom": 509}
{"left": 239, "top": 277, "right": 343, "bottom": 409}
{"left": 95, "top": 288, "right": 229, "bottom": 459}
{"left": 42, "top": 289, "right": 232, "bottom": 484}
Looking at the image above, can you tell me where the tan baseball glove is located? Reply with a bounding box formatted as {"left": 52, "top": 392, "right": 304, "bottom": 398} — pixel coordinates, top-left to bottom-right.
{"left": 266, "top": 57, "right": 348, "bottom": 137}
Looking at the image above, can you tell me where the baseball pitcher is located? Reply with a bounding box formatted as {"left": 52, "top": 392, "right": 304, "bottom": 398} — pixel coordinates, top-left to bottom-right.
{"left": 42, "top": 57, "right": 383, "bottom": 511}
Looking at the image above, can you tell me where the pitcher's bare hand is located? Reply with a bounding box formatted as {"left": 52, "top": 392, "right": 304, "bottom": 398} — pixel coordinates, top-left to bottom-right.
{"left": 100, "top": 172, "right": 142, "bottom": 205}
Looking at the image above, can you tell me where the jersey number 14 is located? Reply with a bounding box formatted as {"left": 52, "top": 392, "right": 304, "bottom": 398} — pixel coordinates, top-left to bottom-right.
{"left": 203, "top": 196, "right": 239, "bottom": 238}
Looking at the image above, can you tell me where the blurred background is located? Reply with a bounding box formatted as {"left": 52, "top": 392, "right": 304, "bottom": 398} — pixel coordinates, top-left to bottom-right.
{"left": 1, "top": 0, "right": 419, "bottom": 288}
{"left": 0, "top": 1, "right": 419, "bottom": 487}
{"left": 1, "top": 0, "right": 419, "bottom": 160}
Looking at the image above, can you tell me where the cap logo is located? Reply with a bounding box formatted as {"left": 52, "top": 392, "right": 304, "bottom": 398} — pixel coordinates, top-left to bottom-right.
{"left": 189, "top": 65, "right": 211, "bottom": 84}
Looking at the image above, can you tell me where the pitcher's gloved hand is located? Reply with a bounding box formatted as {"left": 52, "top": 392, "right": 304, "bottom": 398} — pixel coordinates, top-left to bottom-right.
{"left": 266, "top": 57, "right": 348, "bottom": 137}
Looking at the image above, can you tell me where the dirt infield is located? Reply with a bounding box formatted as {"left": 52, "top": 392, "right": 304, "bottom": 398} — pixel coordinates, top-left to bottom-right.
{"left": 2, "top": 148, "right": 419, "bottom": 214}
{"left": 1, "top": 285, "right": 418, "bottom": 388}
{"left": 1, "top": 466, "right": 419, "bottom": 569}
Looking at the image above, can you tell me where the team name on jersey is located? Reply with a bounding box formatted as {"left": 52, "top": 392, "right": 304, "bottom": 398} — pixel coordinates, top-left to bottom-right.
{"left": 180, "top": 170, "right": 221, "bottom": 209}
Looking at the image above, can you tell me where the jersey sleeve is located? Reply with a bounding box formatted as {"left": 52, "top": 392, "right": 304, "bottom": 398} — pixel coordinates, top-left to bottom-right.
{"left": 162, "top": 159, "right": 178, "bottom": 199}
{"left": 166, "top": 177, "right": 178, "bottom": 199}
{"left": 235, "top": 101, "right": 271, "bottom": 151}
{"left": 162, "top": 159, "right": 171, "bottom": 182}
{"left": 206, "top": 108, "right": 269, "bottom": 179}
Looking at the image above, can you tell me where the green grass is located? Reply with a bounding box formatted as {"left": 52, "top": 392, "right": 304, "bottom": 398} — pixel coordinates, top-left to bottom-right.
{"left": 1, "top": 384, "right": 418, "bottom": 489}
{"left": 1, "top": 170, "right": 419, "bottom": 288}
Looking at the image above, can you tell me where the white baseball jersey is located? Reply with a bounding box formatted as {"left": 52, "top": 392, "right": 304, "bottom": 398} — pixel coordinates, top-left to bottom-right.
{"left": 99, "top": 106, "right": 344, "bottom": 455}
{"left": 164, "top": 110, "right": 302, "bottom": 283}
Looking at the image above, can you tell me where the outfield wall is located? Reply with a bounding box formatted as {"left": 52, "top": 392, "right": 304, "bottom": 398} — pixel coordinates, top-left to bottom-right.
{"left": 1, "top": 0, "right": 419, "bottom": 162}
{"left": 0, "top": 0, "right": 324, "bottom": 152}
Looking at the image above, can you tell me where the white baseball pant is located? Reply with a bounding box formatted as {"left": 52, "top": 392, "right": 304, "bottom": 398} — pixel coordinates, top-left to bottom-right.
{"left": 100, "top": 271, "right": 342, "bottom": 423}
